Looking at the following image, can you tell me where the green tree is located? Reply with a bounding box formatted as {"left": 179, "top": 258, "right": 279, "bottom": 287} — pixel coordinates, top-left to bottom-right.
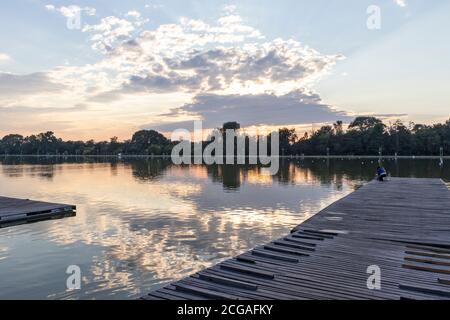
{"left": 348, "top": 116, "right": 384, "bottom": 132}
{"left": 222, "top": 122, "right": 241, "bottom": 132}
{"left": 1, "top": 134, "right": 24, "bottom": 154}
{"left": 131, "top": 130, "right": 169, "bottom": 155}
{"left": 279, "top": 128, "right": 297, "bottom": 155}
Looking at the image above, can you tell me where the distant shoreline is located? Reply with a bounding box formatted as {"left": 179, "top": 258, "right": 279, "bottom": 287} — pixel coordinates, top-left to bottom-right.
{"left": 1, "top": 154, "right": 449, "bottom": 159}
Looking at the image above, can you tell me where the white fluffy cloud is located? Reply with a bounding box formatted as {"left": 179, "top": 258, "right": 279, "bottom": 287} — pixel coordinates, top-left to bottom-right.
{"left": 45, "top": 4, "right": 96, "bottom": 17}
{"left": 393, "top": 0, "right": 407, "bottom": 7}
{"left": 83, "top": 10, "right": 341, "bottom": 99}
{"left": 126, "top": 10, "right": 141, "bottom": 18}
{"left": 222, "top": 4, "right": 237, "bottom": 14}
{"left": 145, "top": 3, "right": 163, "bottom": 10}
{"left": 80, "top": 9, "right": 149, "bottom": 53}
{"left": 82, "top": 16, "right": 144, "bottom": 52}
{"left": 47, "top": 7, "right": 339, "bottom": 98}
{"left": 116, "top": 40, "right": 342, "bottom": 95}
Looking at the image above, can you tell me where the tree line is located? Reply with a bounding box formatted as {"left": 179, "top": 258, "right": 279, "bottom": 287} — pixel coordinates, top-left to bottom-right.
{"left": 1, "top": 117, "right": 449, "bottom": 156}
{"left": 290, "top": 117, "right": 450, "bottom": 156}
{"left": 0, "top": 130, "right": 173, "bottom": 156}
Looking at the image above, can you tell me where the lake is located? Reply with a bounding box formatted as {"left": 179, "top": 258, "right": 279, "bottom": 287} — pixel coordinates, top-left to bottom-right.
{"left": 0, "top": 157, "right": 448, "bottom": 299}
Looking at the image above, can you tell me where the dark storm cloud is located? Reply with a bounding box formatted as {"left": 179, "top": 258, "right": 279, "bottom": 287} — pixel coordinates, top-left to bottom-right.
{"left": 143, "top": 90, "right": 352, "bottom": 131}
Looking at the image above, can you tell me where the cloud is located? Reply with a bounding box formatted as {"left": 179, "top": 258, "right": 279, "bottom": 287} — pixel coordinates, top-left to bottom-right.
{"left": 222, "top": 4, "right": 237, "bottom": 14}
{"left": 144, "top": 90, "right": 352, "bottom": 131}
{"left": 371, "top": 113, "right": 408, "bottom": 118}
{"left": 0, "top": 104, "right": 87, "bottom": 114}
{"left": 0, "top": 72, "right": 66, "bottom": 96}
{"left": 124, "top": 41, "right": 340, "bottom": 94}
{"left": 77, "top": 9, "right": 341, "bottom": 103}
{"left": 0, "top": 53, "right": 11, "bottom": 63}
{"left": 126, "top": 11, "right": 141, "bottom": 18}
{"left": 82, "top": 15, "right": 148, "bottom": 53}
{"left": 47, "top": 8, "right": 341, "bottom": 100}
{"left": 97, "top": 21, "right": 341, "bottom": 97}
{"left": 145, "top": 3, "right": 163, "bottom": 10}
{"left": 45, "top": 4, "right": 96, "bottom": 17}
{"left": 393, "top": 0, "right": 407, "bottom": 7}
{"left": 87, "top": 90, "right": 123, "bottom": 103}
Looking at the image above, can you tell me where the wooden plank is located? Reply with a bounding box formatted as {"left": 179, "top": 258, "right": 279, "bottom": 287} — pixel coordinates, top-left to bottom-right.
{"left": 399, "top": 283, "right": 450, "bottom": 298}
{"left": 272, "top": 240, "right": 316, "bottom": 251}
{"left": 282, "top": 237, "right": 317, "bottom": 247}
{"left": 438, "top": 278, "right": 450, "bottom": 285}
{"left": 173, "top": 283, "right": 240, "bottom": 300}
{"left": 402, "top": 263, "right": 450, "bottom": 275}
{"left": 405, "top": 251, "right": 450, "bottom": 260}
{"left": 198, "top": 274, "right": 258, "bottom": 291}
{"left": 405, "top": 256, "right": 450, "bottom": 267}
{"left": 251, "top": 249, "right": 300, "bottom": 263}
{"left": 220, "top": 264, "right": 275, "bottom": 279}
{"left": 263, "top": 244, "right": 311, "bottom": 256}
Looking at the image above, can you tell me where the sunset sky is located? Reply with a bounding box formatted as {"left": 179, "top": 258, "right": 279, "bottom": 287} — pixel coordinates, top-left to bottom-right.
{"left": 0, "top": 0, "right": 449, "bottom": 140}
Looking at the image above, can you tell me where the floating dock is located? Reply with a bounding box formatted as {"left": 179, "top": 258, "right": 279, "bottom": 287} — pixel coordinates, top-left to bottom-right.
{"left": 0, "top": 196, "right": 76, "bottom": 228}
{"left": 143, "top": 178, "right": 450, "bottom": 300}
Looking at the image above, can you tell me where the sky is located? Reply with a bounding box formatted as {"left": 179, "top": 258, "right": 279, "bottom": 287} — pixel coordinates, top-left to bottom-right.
{"left": 0, "top": 0, "right": 449, "bottom": 140}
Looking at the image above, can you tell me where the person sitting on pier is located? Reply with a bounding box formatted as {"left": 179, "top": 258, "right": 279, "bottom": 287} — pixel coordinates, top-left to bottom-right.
{"left": 377, "top": 166, "right": 387, "bottom": 181}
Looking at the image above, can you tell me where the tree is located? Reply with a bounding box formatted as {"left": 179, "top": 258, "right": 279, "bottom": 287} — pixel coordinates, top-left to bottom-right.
{"left": 348, "top": 117, "right": 384, "bottom": 132}
{"left": 222, "top": 122, "right": 241, "bottom": 132}
{"left": 311, "top": 126, "right": 333, "bottom": 154}
{"left": 108, "top": 136, "right": 121, "bottom": 154}
{"left": 1, "top": 134, "right": 24, "bottom": 154}
{"left": 131, "top": 130, "right": 169, "bottom": 154}
{"left": 333, "top": 121, "right": 344, "bottom": 135}
{"left": 36, "top": 131, "right": 58, "bottom": 154}
{"left": 387, "top": 120, "right": 413, "bottom": 155}
{"left": 279, "top": 128, "right": 297, "bottom": 155}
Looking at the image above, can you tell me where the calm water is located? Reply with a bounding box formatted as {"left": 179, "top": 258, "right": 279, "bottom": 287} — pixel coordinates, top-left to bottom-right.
{"left": 0, "top": 157, "right": 448, "bottom": 299}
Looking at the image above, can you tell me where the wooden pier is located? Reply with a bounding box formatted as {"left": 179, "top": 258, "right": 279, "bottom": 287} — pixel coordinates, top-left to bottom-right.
{"left": 143, "top": 178, "right": 450, "bottom": 300}
{"left": 0, "top": 196, "right": 76, "bottom": 228}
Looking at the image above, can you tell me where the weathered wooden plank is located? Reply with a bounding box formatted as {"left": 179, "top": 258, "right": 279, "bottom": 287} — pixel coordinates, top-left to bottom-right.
{"left": 272, "top": 240, "right": 316, "bottom": 251}
{"left": 197, "top": 274, "right": 258, "bottom": 291}
{"left": 251, "top": 249, "right": 300, "bottom": 263}
{"left": 220, "top": 264, "right": 275, "bottom": 279}
{"left": 173, "top": 283, "right": 240, "bottom": 300}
